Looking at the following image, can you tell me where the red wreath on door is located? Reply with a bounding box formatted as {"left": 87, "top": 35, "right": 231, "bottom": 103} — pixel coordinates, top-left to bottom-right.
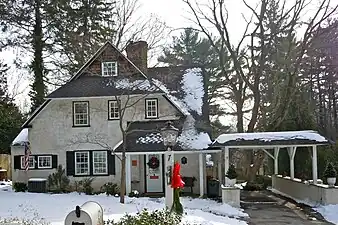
{"left": 147, "top": 156, "right": 160, "bottom": 169}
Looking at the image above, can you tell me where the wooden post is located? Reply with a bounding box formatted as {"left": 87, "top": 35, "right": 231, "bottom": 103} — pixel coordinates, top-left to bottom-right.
{"left": 287, "top": 147, "right": 297, "bottom": 179}
{"left": 224, "top": 147, "right": 229, "bottom": 179}
{"left": 199, "top": 153, "right": 204, "bottom": 197}
{"left": 126, "top": 154, "right": 132, "bottom": 194}
{"left": 312, "top": 145, "right": 318, "bottom": 184}
{"left": 274, "top": 147, "right": 280, "bottom": 175}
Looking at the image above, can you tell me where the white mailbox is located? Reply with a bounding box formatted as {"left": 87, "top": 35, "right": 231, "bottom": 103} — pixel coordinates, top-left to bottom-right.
{"left": 64, "top": 201, "right": 104, "bottom": 225}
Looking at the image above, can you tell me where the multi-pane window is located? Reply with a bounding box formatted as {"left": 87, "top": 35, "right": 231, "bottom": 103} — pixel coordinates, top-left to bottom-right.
{"left": 73, "top": 102, "right": 89, "bottom": 126}
{"left": 75, "top": 152, "right": 90, "bottom": 175}
{"left": 38, "top": 156, "right": 52, "bottom": 169}
{"left": 102, "top": 62, "right": 118, "bottom": 76}
{"left": 108, "top": 100, "right": 119, "bottom": 120}
{"left": 20, "top": 156, "right": 35, "bottom": 169}
{"left": 145, "top": 99, "right": 158, "bottom": 118}
{"left": 93, "top": 151, "right": 108, "bottom": 175}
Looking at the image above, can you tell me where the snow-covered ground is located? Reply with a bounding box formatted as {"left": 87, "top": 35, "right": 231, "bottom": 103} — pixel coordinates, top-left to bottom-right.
{"left": 0, "top": 185, "right": 248, "bottom": 225}
{"left": 313, "top": 205, "right": 338, "bottom": 224}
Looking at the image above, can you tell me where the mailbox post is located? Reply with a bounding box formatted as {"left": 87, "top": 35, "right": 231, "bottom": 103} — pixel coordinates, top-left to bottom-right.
{"left": 64, "top": 201, "right": 103, "bottom": 225}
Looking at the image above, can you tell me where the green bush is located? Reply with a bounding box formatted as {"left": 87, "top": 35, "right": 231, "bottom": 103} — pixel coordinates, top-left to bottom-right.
{"left": 101, "top": 182, "right": 119, "bottom": 196}
{"left": 243, "top": 182, "right": 263, "bottom": 191}
{"left": 226, "top": 164, "right": 237, "bottom": 179}
{"left": 105, "top": 208, "right": 183, "bottom": 225}
{"left": 81, "top": 178, "right": 94, "bottom": 195}
{"left": 13, "top": 182, "right": 27, "bottom": 192}
{"left": 324, "top": 162, "right": 337, "bottom": 178}
{"left": 48, "top": 165, "right": 70, "bottom": 193}
{"left": 128, "top": 190, "right": 140, "bottom": 198}
{"left": 255, "top": 175, "right": 272, "bottom": 189}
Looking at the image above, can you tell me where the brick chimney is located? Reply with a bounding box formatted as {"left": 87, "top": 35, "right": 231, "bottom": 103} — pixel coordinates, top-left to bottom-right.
{"left": 125, "top": 40, "right": 148, "bottom": 74}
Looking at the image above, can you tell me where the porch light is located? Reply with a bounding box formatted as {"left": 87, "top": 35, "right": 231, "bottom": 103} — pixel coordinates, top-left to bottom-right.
{"left": 160, "top": 121, "right": 179, "bottom": 147}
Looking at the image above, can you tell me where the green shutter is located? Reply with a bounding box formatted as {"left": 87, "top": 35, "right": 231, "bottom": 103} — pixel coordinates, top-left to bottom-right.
{"left": 108, "top": 152, "right": 116, "bottom": 175}
{"left": 66, "top": 152, "right": 75, "bottom": 176}
{"left": 52, "top": 155, "right": 58, "bottom": 168}
{"left": 14, "top": 155, "right": 21, "bottom": 169}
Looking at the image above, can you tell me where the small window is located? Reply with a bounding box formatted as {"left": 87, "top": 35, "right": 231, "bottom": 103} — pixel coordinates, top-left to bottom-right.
{"left": 20, "top": 156, "right": 35, "bottom": 169}
{"left": 145, "top": 99, "right": 158, "bottom": 118}
{"left": 75, "top": 152, "right": 90, "bottom": 175}
{"left": 38, "top": 156, "right": 52, "bottom": 169}
{"left": 93, "top": 151, "right": 108, "bottom": 175}
{"left": 73, "top": 101, "right": 89, "bottom": 126}
{"left": 108, "top": 100, "right": 119, "bottom": 120}
{"left": 102, "top": 62, "right": 118, "bottom": 76}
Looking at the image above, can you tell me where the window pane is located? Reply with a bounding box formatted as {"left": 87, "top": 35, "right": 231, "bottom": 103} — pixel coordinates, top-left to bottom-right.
{"left": 102, "top": 62, "right": 117, "bottom": 76}
{"left": 93, "top": 151, "right": 107, "bottom": 174}
{"left": 38, "top": 156, "right": 51, "bottom": 168}
{"left": 74, "top": 102, "right": 89, "bottom": 125}
{"left": 75, "top": 152, "right": 89, "bottom": 175}
{"left": 146, "top": 100, "right": 157, "bottom": 117}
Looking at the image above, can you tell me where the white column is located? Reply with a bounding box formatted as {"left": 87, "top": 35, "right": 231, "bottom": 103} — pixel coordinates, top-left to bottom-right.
{"left": 126, "top": 154, "right": 132, "bottom": 195}
{"left": 287, "top": 147, "right": 297, "bottom": 179}
{"left": 217, "top": 153, "right": 222, "bottom": 184}
{"left": 312, "top": 145, "right": 318, "bottom": 184}
{"left": 199, "top": 153, "right": 204, "bottom": 197}
{"left": 224, "top": 147, "right": 229, "bottom": 180}
{"left": 274, "top": 147, "right": 280, "bottom": 175}
{"left": 164, "top": 148, "right": 174, "bottom": 209}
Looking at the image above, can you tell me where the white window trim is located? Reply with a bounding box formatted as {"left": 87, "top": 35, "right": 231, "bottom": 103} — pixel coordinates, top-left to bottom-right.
{"left": 92, "top": 151, "right": 108, "bottom": 175}
{"left": 37, "top": 156, "right": 52, "bottom": 169}
{"left": 145, "top": 99, "right": 158, "bottom": 118}
{"left": 101, "top": 62, "right": 118, "bottom": 77}
{"left": 20, "top": 156, "right": 35, "bottom": 169}
{"left": 75, "top": 151, "right": 90, "bottom": 176}
{"left": 73, "top": 101, "right": 89, "bottom": 126}
{"left": 108, "top": 100, "right": 120, "bottom": 120}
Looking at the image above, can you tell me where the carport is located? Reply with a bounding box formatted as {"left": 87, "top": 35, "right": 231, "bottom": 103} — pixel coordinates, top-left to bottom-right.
{"left": 210, "top": 130, "right": 336, "bottom": 205}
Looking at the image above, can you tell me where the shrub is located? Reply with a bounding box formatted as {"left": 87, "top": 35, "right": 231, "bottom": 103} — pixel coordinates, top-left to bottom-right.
{"left": 324, "top": 162, "right": 337, "bottom": 178}
{"left": 226, "top": 164, "right": 237, "bottom": 179}
{"left": 13, "top": 182, "right": 27, "bottom": 192}
{"left": 47, "top": 165, "right": 70, "bottom": 193}
{"left": 81, "top": 178, "right": 94, "bottom": 195}
{"left": 105, "top": 208, "right": 183, "bottom": 225}
{"left": 255, "top": 175, "right": 272, "bottom": 189}
{"left": 101, "top": 182, "right": 119, "bottom": 196}
{"left": 242, "top": 182, "right": 263, "bottom": 191}
{"left": 128, "top": 190, "right": 140, "bottom": 198}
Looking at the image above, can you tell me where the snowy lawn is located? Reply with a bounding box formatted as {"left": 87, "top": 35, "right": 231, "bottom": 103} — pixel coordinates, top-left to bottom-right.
{"left": 0, "top": 188, "right": 248, "bottom": 225}
{"left": 313, "top": 204, "right": 338, "bottom": 224}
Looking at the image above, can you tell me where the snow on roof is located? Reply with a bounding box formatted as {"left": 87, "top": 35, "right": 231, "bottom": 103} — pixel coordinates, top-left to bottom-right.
{"left": 12, "top": 129, "right": 29, "bottom": 146}
{"left": 214, "top": 130, "right": 328, "bottom": 144}
{"left": 181, "top": 68, "right": 204, "bottom": 115}
{"left": 106, "top": 78, "right": 159, "bottom": 91}
{"left": 177, "top": 115, "right": 211, "bottom": 150}
{"left": 136, "top": 133, "right": 162, "bottom": 144}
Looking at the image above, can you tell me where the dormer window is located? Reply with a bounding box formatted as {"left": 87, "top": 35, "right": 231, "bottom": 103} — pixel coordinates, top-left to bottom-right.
{"left": 102, "top": 62, "right": 117, "bottom": 76}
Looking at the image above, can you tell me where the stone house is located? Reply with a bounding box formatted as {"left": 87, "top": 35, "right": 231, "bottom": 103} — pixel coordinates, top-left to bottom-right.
{"left": 11, "top": 41, "right": 221, "bottom": 195}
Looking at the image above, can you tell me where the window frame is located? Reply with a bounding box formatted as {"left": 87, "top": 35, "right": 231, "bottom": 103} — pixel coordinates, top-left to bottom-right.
{"left": 101, "top": 61, "right": 118, "bottom": 77}
{"left": 74, "top": 151, "right": 90, "bottom": 176}
{"left": 145, "top": 98, "right": 158, "bottom": 119}
{"left": 20, "top": 156, "right": 35, "bottom": 169}
{"left": 72, "top": 101, "right": 90, "bottom": 127}
{"left": 92, "top": 151, "right": 108, "bottom": 175}
{"left": 108, "top": 100, "right": 120, "bottom": 120}
{"left": 37, "top": 155, "right": 52, "bottom": 169}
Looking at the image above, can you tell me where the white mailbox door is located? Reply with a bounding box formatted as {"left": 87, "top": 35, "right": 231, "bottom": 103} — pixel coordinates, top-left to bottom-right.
{"left": 145, "top": 154, "right": 163, "bottom": 193}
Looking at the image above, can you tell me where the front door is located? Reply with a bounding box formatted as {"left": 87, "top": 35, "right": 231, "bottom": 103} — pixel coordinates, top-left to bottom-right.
{"left": 145, "top": 154, "right": 163, "bottom": 193}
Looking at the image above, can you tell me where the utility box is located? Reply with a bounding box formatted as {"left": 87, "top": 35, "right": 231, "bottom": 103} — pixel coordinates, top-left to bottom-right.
{"left": 64, "top": 201, "right": 104, "bottom": 225}
{"left": 28, "top": 178, "right": 47, "bottom": 193}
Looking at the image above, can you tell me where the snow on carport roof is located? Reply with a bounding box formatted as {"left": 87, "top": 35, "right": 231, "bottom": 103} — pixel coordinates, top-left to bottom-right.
{"left": 211, "top": 130, "right": 332, "bottom": 148}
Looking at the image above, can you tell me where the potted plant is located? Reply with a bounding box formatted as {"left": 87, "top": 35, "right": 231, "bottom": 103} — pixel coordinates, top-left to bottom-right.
{"left": 324, "top": 162, "right": 337, "bottom": 187}
{"left": 225, "top": 164, "right": 237, "bottom": 187}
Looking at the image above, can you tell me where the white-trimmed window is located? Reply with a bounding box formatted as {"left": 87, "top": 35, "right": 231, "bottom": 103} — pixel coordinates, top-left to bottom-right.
{"left": 38, "top": 156, "right": 52, "bottom": 169}
{"left": 102, "top": 62, "right": 118, "bottom": 76}
{"left": 75, "top": 152, "right": 90, "bottom": 175}
{"left": 145, "top": 99, "right": 158, "bottom": 118}
{"left": 20, "top": 156, "right": 35, "bottom": 169}
{"left": 73, "top": 101, "right": 89, "bottom": 126}
{"left": 108, "top": 100, "right": 119, "bottom": 120}
{"left": 93, "top": 151, "right": 108, "bottom": 175}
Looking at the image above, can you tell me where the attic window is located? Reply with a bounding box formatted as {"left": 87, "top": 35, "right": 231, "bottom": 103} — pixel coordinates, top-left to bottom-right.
{"left": 145, "top": 99, "right": 158, "bottom": 118}
{"left": 102, "top": 62, "right": 117, "bottom": 77}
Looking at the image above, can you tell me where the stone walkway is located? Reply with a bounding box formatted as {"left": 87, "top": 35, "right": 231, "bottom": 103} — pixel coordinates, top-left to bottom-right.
{"left": 240, "top": 190, "right": 334, "bottom": 225}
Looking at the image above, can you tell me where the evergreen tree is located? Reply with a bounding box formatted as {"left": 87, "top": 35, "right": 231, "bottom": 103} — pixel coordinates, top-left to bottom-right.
{"left": 158, "top": 28, "right": 231, "bottom": 137}
{"left": 0, "top": 61, "right": 25, "bottom": 153}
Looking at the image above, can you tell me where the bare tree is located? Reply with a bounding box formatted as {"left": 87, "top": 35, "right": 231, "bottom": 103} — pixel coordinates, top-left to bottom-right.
{"left": 182, "top": 0, "right": 338, "bottom": 180}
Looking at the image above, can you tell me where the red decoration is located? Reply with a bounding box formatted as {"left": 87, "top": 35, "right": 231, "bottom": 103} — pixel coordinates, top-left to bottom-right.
{"left": 171, "top": 162, "right": 185, "bottom": 189}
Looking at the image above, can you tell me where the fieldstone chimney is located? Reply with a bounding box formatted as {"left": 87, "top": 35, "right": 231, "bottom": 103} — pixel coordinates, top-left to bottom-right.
{"left": 126, "top": 40, "right": 148, "bottom": 74}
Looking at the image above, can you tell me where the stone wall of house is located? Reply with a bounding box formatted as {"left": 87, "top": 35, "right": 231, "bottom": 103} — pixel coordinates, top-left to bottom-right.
{"left": 11, "top": 94, "right": 179, "bottom": 190}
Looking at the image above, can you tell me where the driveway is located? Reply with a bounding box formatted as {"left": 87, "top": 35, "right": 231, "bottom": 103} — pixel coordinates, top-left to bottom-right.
{"left": 240, "top": 190, "right": 334, "bottom": 225}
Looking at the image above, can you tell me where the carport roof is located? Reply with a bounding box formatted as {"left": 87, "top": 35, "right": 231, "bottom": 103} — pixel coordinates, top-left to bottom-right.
{"left": 211, "top": 130, "right": 333, "bottom": 149}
